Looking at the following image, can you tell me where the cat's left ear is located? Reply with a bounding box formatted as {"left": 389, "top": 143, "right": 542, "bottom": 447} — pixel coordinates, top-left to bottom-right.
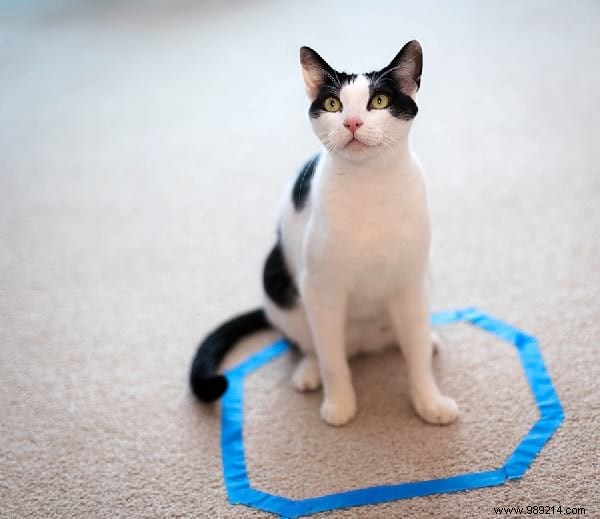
{"left": 300, "top": 46, "right": 336, "bottom": 100}
{"left": 388, "top": 40, "right": 423, "bottom": 96}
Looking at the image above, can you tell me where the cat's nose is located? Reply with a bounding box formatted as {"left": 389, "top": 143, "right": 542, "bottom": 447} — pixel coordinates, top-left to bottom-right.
{"left": 343, "top": 118, "right": 363, "bottom": 134}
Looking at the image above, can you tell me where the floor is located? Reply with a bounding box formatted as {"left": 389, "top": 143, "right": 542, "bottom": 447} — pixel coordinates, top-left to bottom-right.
{"left": 1, "top": 1, "right": 599, "bottom": 517}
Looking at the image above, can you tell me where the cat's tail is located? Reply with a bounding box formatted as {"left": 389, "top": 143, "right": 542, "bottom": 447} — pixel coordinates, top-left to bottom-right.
{"left": 190, "top": 308, "right": 271, "bottom": 402}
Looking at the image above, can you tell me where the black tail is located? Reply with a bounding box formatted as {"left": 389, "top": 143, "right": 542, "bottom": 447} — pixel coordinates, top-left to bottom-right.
{"left": 190, "top": 308, "right": 270, "bottom": 402}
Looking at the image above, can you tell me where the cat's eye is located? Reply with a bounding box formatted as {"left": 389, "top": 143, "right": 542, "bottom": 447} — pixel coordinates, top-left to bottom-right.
{"left": 323, "top": 97, "right": 342, "bottom": 112}
{"left": 370, "top": 93, "right": 390, "bottom": 110}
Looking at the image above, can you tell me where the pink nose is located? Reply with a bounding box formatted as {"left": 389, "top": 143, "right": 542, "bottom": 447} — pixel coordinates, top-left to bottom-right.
{"left": 343, "top": 118, "right": 363, "bottom": 134}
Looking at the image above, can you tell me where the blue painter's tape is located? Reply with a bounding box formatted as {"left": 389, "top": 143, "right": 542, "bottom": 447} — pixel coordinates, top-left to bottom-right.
{"left": 218, "top": 309, "right": 564, "bottom": 517}
{"left": 226, "top": 339, "right": 289, "bottom": 378}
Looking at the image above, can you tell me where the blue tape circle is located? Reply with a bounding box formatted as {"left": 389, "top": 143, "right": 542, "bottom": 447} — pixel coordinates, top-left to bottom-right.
{"left": 219, "top": 308, "right": 564, "bottom": 518}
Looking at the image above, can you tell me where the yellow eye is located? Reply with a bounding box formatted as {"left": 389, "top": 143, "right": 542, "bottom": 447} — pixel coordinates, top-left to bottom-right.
{"left": 323, "top": 97, "right": 342, "bottom": 112}
{"left": 370, "top": 93, "right": 390, "bottom": 110}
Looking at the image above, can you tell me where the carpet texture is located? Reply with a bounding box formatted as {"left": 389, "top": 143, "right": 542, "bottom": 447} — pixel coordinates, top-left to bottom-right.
{"left": 1, "top": 1, "right": 599, "bottom": 518}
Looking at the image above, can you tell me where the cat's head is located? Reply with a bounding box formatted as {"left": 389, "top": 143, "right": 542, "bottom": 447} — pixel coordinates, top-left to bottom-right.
{"left": 300, "top": 41, "right": 422, "bottom": 162}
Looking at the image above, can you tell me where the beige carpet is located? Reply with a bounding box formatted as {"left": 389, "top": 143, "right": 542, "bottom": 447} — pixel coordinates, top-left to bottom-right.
{"left": 1, "top": 1, "right": 599, "bottom": 517}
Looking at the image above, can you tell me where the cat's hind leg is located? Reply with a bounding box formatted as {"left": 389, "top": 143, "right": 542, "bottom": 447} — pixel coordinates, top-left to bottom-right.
{"left": 263, "top": 295, "right": 322, "bottom": 391}
{"left": 292, "top": 353, "right": 321, "bottom": 391}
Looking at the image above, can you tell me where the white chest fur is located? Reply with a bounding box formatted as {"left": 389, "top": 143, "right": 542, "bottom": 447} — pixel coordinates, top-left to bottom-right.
{"left": 302, "top": 151, "right": 431, "bottom": 313}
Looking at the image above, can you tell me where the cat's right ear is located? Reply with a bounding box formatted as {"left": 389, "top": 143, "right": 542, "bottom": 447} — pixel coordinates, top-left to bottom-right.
{"left": 300, "top": 47, "right": 335, "bottom": 100}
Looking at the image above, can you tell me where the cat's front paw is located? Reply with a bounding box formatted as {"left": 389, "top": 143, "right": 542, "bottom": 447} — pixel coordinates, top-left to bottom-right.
{"left": 320, "top": 394, "right": 357, "bottom": 426}
{"left": 413, "top": 394, "right": 458, "bottom": 425}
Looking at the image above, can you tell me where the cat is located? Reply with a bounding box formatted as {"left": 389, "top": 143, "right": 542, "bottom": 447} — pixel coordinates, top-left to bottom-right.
{"left": 190, "top": 40, "right": 458, "bottom": 427}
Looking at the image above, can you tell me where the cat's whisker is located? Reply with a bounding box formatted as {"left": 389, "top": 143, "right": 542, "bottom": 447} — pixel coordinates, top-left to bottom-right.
{"left": 312, "top": 65, "right": 341, "bottom": 88}
{"left": 315, "top": 130, "right": 341, "bottom": 152}
{"left": 319, "top": 133, "right": 340, "bottom": 152}
{"left": 377, "top": 135, "right": 402, "bottom": 158}
{"left": 371, "top": 65, "right": 404, "bottom": 90}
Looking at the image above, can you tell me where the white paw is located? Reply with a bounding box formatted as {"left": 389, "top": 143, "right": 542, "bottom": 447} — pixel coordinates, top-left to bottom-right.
{"left": 292, "top": 356, "right": 321, "bottom": 392}
{"left": 320, "top": 394, "right": 357, "bottom": 426}
{"left": 413, "top": 394, "right": 458, "bottom": 425}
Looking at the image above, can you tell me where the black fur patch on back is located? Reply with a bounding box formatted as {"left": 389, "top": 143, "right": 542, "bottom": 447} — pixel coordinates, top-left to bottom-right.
{"left": 263, "top": 238, "right": 298, "bottom": 309}
{"left": 292, "top": 154, "right": 319, "bottom": 211}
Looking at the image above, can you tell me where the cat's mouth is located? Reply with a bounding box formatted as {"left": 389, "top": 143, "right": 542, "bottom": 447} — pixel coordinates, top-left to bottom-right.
{"left": 345, "top": 137, "right": 371, "bottom": 150}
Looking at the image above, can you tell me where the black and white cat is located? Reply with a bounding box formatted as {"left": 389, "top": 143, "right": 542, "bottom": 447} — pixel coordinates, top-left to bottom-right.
{"left": 190, "top": 41, "right": 458, "bottom": 427}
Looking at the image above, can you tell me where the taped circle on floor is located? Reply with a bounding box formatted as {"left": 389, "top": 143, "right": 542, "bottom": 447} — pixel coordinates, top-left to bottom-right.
{"left": 219, "top": 308, "right": 564, "bottom": 518}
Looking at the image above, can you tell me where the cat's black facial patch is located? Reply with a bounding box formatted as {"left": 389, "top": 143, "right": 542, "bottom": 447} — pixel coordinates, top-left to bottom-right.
{"left": 309, "top": 72, "right": 357, "bottom": 119}
{"left": 309, "top": 69, "right": 417, "bottom": 120}
{"left": 303, "top": 42, "right": 422, "bottom": 121}
{"left": 292, "top": 154, "right": 319, "bottom": 211}
{"left": 364, "top": 70, "right": 418, "bottom": 120}
{"left": 263, "top": 237, "right": 298, "bottom": 309}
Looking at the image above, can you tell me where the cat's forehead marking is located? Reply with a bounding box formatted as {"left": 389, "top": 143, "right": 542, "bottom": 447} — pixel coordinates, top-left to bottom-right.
{"left": 340, "top": 74, "right": 370, "bottom": 110}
